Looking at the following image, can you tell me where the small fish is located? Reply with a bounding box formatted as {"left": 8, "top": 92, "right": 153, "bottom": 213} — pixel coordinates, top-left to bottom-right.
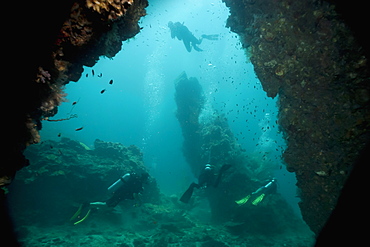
{"left": 75, "top": 127, "right": 84, "bottom": 131}
{"left": 86, "top": 73, "right": 88, "bottom": 77}
{"left": 98, "top": 73, "right": 103, "bottom": 77}
{"left": 72, "top": 101, "right": 77, "bottom": 106}
{"left": 109, "top": 79, "right": 113, "bottom": 85}
{"left": 57, "top": 133, "right": 62, "bottom": 137}
{"left": 92, "top": 70, "right": 95, "bottom": 76}
{"left": 100, "top": 89, "right": 106, "bottom": 94}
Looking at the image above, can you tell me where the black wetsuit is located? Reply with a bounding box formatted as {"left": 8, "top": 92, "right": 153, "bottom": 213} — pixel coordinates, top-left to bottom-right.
{"left": 180, "top": 164, "right": 231, "bottom": 203}
{"left": 193, "top": 167, "right": 215, "bottom": 189}
{"left": 168, "top": 22, "right": 203, "bottom": 52}
{"left": 106, "top": 174, "right": 145, "bottom": 207}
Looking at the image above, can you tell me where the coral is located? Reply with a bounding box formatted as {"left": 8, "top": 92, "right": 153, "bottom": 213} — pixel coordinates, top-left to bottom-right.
{"left": 86, "top": 0, "right": 133, "bottom": 20}
{"left": 25, "top": 117, "right": 41, "bottom": 145}
{"left": 35, "top": 67, "right": 51, "bottom": 84}
{"left": 39, "top": 84, "right": 67, "bottom": 113}
{"left": 58, "top": 2, "right": 94, "bottom": 47}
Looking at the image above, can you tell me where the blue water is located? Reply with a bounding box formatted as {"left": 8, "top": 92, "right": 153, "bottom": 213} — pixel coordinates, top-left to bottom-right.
{"left": 41, "top": 0, "right": 301, "bottom": 216}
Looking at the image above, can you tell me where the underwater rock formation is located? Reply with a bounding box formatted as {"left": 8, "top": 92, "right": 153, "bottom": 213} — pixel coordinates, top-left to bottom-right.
{"left": 174, "top": 72, "right": 205, "bottom": 175}
{"left": 9, "top": 138, "right": 159, "bottom": 225}
{"left": 8, "top": 137, "right": 314, "bottom": 246}
{"left": 8, "top": 138, "right": 313, "bottom": 247}
{"left": 223, "top": 0, "right": 370, "bottom": 234}
{"left": 3, "top": 0, "right": 148, "bottom": 189}
{"left": 174, "top": 72, "right": 307, "bottom": 235}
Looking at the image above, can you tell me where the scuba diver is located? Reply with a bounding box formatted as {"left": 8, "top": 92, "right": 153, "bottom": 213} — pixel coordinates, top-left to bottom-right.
{"left": 70, "top": 172, "right": 149, "bottom": 225}
{"left": 168, "top": 21, "right": 219, "bottom": 52}
{"left": 180, "top": 164, "right": 231, "bottom": 203}
{"left": 235, "top": 178, "right": 277, "bottom": 206}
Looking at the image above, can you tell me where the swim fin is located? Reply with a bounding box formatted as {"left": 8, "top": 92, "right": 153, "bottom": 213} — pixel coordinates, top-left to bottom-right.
{"left": 180, "top": 183, "right": 196, "bottom": 203}
{"left": 214, "top": 164, "right": 232, "bottom": 188}
{"left": 251, "top": 193, "right": 266, "bottom": 206}
{"left": 73, "top": 209, "right": 91, "bottom": 225}
{"left": 70, "top": 203, "right": 91, "bottom": 225}
{"left": 70, "top": 204, "right": 83, "bottom": 221}
{"left": 193, "top": 45, "right": 203, "bottom": 52}
{"left": 235, "top": 194, "right": 251, "bottom": 206}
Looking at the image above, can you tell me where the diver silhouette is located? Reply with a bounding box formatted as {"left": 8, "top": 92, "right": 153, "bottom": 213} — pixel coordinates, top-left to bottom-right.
{"left": 168, "top": 21, "right": 219, "bottom": 52}
{"left": 180, "top": 164, "right": 231, "bottom": 203}
{"left": 70, "top": 172, "right": 149, "bottom": 225}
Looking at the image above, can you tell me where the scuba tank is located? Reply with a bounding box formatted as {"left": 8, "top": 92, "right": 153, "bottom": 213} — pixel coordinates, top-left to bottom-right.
{"left": 263, "top": 178, "right": 277, "bottom": 194}
{"left": 264, "top": 178, "right": 277, "bottom": 189}
{"left": 107, "top": 173, "right": 130, "bottom": 193}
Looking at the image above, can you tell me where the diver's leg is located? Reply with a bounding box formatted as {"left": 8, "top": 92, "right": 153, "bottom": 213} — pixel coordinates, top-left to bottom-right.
{"left": 192, "top": 182, "right": 201, "bottom": 189}
{"left": 213, "top": 164, "right": 231, "bottom": 187}
{"left": 193, "top": 44, "right": 203, "bottom": 52}
{"left": 183, "top": 40, "right": 192, "bottom": 52}
{"left": 190, "top": 36, "right": 203, "bottom": 52}
{"left": 105, "top": 195, "right": 121, "bottom": 208}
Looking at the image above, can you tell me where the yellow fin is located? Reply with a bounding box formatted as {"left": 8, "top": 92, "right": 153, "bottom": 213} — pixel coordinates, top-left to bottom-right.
{"left": 70, "top": 204, "right": 83, "bottom": 221}
{"left": 79, "top": 142, "right": 91, "bottom": 150}
{"left": 251, "top": 194, "right": 266, "bottom": 206}
{"left": 235, "top": 194, "right": 251, "bottom": 205}
{"left": 73, "top": 209, "right": 91, "bottom": 225}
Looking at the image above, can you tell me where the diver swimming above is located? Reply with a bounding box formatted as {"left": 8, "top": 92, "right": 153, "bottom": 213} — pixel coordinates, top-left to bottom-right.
{"left": 168, "top": 21, "right": 219, "bottom": 52}
{"left": 235, "top": 178, "right": 277, "bottom": 206}
{"left": 180, "top": 164, "right": 231, "bottom": 203}
{"left": 70, "top": 172, "right": 149, "bottom": 225}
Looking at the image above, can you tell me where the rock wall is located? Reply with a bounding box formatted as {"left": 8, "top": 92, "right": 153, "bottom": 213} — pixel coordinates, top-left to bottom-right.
{"left": 3, "top": 0, "right": 148, "bottom": 188}
{"left": 223, "top": 0, "right": 370, "bottom": 234}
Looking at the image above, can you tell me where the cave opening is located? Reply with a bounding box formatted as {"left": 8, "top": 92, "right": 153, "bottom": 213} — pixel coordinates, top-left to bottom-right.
{"left": 2, "top": 0, "right": 369, "bottom": 245}
{"left": 16, "top": 0, "right": 370, "bottom": 245}
{"left": 39, "top": 0, "right": 302, "bottom": 215}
